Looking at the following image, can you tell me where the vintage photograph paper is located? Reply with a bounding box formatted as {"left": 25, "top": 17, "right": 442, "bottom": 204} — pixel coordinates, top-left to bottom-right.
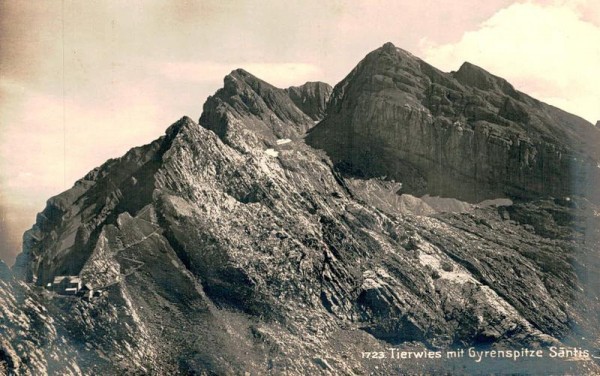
{"left": 1, "top": 1, "right": 599, "bottom": 374}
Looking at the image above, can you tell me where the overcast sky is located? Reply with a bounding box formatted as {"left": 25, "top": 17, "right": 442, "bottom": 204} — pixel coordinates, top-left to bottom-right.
{"left": 1, "top": 0, "right": 599, "bottom": 265}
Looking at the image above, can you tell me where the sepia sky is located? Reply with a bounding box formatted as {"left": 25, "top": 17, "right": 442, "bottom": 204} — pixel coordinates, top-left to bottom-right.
{"left": 1, "top": 0, "right": 599, "bottom": 265}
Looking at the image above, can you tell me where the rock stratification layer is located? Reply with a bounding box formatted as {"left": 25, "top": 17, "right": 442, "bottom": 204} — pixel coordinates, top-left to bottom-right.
{"left": 285, "top": 81, "right": 333, "bottom": 121}
{"left": 2, "top": 44, "right": 600, "bottom": 375}
{"left": 199, "top": 69, "right": 331, "bottom": 152}
{"left": 307, "top": 42, "right": 600, "bottom": 202}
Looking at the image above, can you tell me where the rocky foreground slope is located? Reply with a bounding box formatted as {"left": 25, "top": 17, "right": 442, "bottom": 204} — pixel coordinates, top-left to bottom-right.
{"left": 2, "top": 43, "right": 600, "bottom": 375}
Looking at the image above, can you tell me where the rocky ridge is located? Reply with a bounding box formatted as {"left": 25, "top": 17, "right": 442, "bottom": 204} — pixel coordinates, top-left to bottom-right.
{"left": 307, "top": 42, "right": 600, "bottom": 203}
{"left": 199, "top": 69, "right": 331, "bottom": 153}
{"left": 2, "top": 44, "right": 600, "bottom": 375}
{"left": 285, "top": 82, "right": 333, "bottom": 121}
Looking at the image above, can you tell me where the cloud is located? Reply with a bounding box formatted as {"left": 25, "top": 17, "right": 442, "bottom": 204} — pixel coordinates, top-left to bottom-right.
{"left": 419, "top": 0, "right": 600, "bottom": 123}
{"left": 159, "top": 61, "right": 324, "bottom": 88}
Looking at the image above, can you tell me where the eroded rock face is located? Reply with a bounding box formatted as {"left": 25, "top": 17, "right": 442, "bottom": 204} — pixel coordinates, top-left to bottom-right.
{"left": 199, "top": 69, "right": 330, "bottom": 153}
{"left": 285, "top": 82, "right": 333, "bottom": 121}
{"left": 0, "top": 260, "right": 11, "bottom": 280}
{"left": 3, "top": 44, "right": 600, "bottom": 375}
{"left": 12, "top": 122, "right": 183, "bottom": 285}
{"left": 307, "top": 42, "right": 600, "bottom": 203}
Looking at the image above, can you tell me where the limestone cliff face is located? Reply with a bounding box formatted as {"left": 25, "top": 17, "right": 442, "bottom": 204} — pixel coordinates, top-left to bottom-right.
{"left": 285, "top": 81, "right": 333, "bottom": 121}
{"left": 199, "top": 69, "right": 331, "bottom": 153}
{"left": 12, "top": 123, "right": 182, "bottom": 285}
{"left": 3, "top": 46, "right": 600, "bottom": 375}
{"left": 307, "top": 42, "right": 600, "bottom": 202}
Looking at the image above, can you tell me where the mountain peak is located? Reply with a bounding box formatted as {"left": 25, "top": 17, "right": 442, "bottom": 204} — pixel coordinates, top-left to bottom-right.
{"left": 227, "top": 68, "right": 262, "bottom": 82}
{"left": 231, "top": 67, "right": 251, "bottom": 76}
{"left": 222, "top": 68, "right": 277, "bottom": 94}
{"left": 308, "top": 43, "right": 600, "bottom": 202}
{"left": 374, "top": 42, "right": 419, "bottom": 60}
{"left": 5, "top": 43, "right": 600, "bottom": 375}
{"left": 200, "top": 70, "right": 329, "bottom": 151}
{"left": 165, "top": 116, "right": 195, "bottom": 137}
{"left": 454, "top": 61, "right": 518, "bottom": 97}
{"left": 380, "top": 41, "right": 397, "bottom": 51}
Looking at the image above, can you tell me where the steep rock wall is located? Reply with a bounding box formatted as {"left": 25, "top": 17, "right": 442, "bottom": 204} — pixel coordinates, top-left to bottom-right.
{"left": 307, "top": 42, "right": 600, "bottom": 202}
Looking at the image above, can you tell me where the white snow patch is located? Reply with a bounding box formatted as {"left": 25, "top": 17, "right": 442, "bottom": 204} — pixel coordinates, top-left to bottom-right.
{"left": 276, "top": 138, "right": 292, "bottom": 145}
{"left": 418, "top": 250, "right": 473, "bottom": 284}
{"left": 441, "top": 269, "right": 474, "bottom": 284}
{"left": 418, "top": 253, "right": 438, "bottom": 267}
{"left": 478, "top": 198, "right": 513, "bottom": 207}
{"left": 265, "top": 148, "right": 279, "bottom": 157}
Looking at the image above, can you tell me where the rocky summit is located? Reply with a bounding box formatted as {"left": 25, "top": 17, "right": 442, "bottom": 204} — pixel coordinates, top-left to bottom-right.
{"left": 2, "top": 43, "right": 600, "bottom": 375}
{"left": 307, "top": 42, "right": 600, "bottom": 203}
